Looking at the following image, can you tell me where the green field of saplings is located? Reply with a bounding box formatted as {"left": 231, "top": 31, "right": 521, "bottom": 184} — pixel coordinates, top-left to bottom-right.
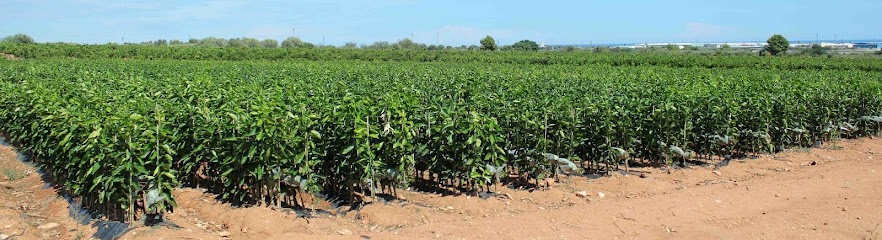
{"left": 1, "top": 46, "right": 881, "bottom": 221}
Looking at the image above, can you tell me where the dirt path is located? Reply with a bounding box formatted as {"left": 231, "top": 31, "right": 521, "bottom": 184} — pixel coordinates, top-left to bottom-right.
{"left": 0, "top": 144, "right": 92, "bottom": 239}
{"left": 1, "top": 138, "right": 881, "bottom": 239}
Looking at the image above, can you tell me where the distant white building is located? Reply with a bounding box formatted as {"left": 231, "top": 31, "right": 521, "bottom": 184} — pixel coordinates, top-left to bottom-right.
{"left": 819, "top": 42, "right": 854, "bottom": 49}
{"left": 634, "top": 43, "right": 692, "bottom": 49}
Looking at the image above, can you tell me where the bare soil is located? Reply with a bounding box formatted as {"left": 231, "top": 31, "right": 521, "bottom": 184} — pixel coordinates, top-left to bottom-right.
{"left": 0, "top": 53, "right": 20, "bottom": 61}
{"left": 1, "top": 138, "right": 881, "bottom": 240}
{"left": 0, "top": 146, "right": 93, "bottom": 239}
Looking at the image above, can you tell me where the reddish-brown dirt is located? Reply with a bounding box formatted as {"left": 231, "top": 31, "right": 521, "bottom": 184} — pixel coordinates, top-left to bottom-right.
{"left": 0, "top": 145, "right": 94, "bottom": 239}
{"left": 1, "top": 138, "right": 881, "bottom": 240}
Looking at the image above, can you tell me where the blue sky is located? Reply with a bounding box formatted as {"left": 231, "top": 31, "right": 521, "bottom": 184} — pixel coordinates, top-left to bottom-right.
{"left": 1, "top": 0, "right": 878, "bottom": 46}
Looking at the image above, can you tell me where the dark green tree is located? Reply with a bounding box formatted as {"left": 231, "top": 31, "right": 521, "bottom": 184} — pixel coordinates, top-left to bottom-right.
{"left": 2, "top": 34, "right": 35, "bottom": 44}
{"left": 365, "top": 41, "right": 392, "bottom": 49}
{"left": 260, "top": 39, "right": 278, "bottom": 48}
{"left": 511, "top": 40, "right": 539, "bottom": 51}
{"left": 765, "top": 34, "right": 790, "bottom": 56}
{"left": 395, "top": 38, "right": 422, "bottom": 49}
{"left": 281, "top": 37, "right": 314, "bottom": 48}
{"left": 241, "top": 38, "right": 261, "bottom": 48}
{"left": 199, "top": 37, "right": 226, "bottom": 47}
{"left": 480, "top": 35, "right": 497, "bottom": 51}
{"left": 803, "top": 44, "right": 829, "bottom": 56}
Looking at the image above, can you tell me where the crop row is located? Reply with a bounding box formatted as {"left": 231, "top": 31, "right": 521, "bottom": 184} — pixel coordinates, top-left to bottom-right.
{"left": 0, "top": 59, "right": 880, "bottom": 221}
{"left": 2, "top": 43, "right": 882, "bottom": 72}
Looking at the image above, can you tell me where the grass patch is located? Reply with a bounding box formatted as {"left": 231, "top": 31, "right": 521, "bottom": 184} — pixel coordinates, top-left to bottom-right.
{"left": 3, "top": 167, "right": 26, "bottom": 181}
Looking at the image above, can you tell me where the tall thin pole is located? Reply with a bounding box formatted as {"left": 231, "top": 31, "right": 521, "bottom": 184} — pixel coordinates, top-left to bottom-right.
{"left": 322, "top": 36, "right": 325, "bottom": 46}
{"left": 411, "top": 33, "right": 414, "bottom": 41}
{"left": 292, "top": 28, "right": 296, "bottom": 37}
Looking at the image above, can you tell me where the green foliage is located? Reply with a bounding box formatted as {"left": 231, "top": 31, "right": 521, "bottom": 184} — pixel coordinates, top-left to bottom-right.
{"left": 802, "top": 44, "right": 830, "bottom": 56}
{"left": 364, "top": 41, "right": 392, "bottom": 49}
{"left": 765, "top": 34, "right": 790, "bottom": 56}
{"left": 343, "top": 42, "right": 358, "bottom": 49}
{"left": 199, "top": 37, "right": 226, "bottom": 47}
{"left": 260, "top": 39, "right": 278, "bottom": 48}
{"left": 394, "top": 38, "right": 425, "bottom": 49}
{"left": 480, "top": 35, "right": 497, "bottom": 51}
{"left": 151, "top": 39, "right": 168, "bottom": 45}
{"left": 2, "top": 168, "right": 26, "bottom": 181}
{"left": 1, "top": 53, "right": 881, "bottom": 220}
{"left": 2, "top": 34, "right": 35, "bottom": 44}
{"left": 227, "top": 38, "right": 261, "bottom": 48}
{"left": 3, "top": 43, "right": 882, "bottom": 71}
{"left": 511, "top": 40, "right": 539, "bottom": 51}
{"left": 666, "top": 44, "right": 679, "bottom": 51}
{"left": 281, "top": 37, "right": 314, "bottom": 48}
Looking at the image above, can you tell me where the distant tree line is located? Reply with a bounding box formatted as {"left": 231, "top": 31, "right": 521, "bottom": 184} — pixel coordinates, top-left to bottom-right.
{"left": 0, "top": 33, "right": 551, "bottom": 52}
{"left": 9, "top": 33, "right": 862, "bottom": 57}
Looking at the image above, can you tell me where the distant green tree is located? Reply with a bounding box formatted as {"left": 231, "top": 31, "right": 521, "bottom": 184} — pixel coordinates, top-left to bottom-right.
{"left": 239, "top": 38, "right": 260, "bottom": 48}
{"left": 188, "top": 38, "right": 199, "bottom": 44}
{"left": 511, "top": 40, "right": 539, "bottom": 51}
{"left": 199, "top": 37, "right": 226, "bottom": 47}
{"left": 594, "top": 46, "right": 609, "bottom": 53}
{"left": 715, "top": 44, "right": 731, "bottom": 55}
{"left": 227, "top": 38, "right": 245, "bottom": 47}
{"left": 666, "top": 44, "right": 679, "bottom": 51}
{"left": 480, "top": 35, "right": 497, "bottom": 51}
{"left": 803, "top": 44, "right": 830, "bottom": 56}
{"left": 281, "top": 37, "right": 314, "bottom": 48}
{"left": 170, "top": 39, "right": 184, "bottom": 45}
{"left": 365, "top": 41, "right": 392, "bottom": 49}
{"left": 260, "top": 39, "right": 278, "bottom": 48}
{"left": 765, "top": 34, "right": 790, "bottom": 56}
{"left": 2, "top": 34, "right": 35, "bottom": 44}
{"left": 395, "top": 38, "right": 419, "bottom": 49}
{"left": 343, "top": 41, "right": 358, "bottom": 49}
